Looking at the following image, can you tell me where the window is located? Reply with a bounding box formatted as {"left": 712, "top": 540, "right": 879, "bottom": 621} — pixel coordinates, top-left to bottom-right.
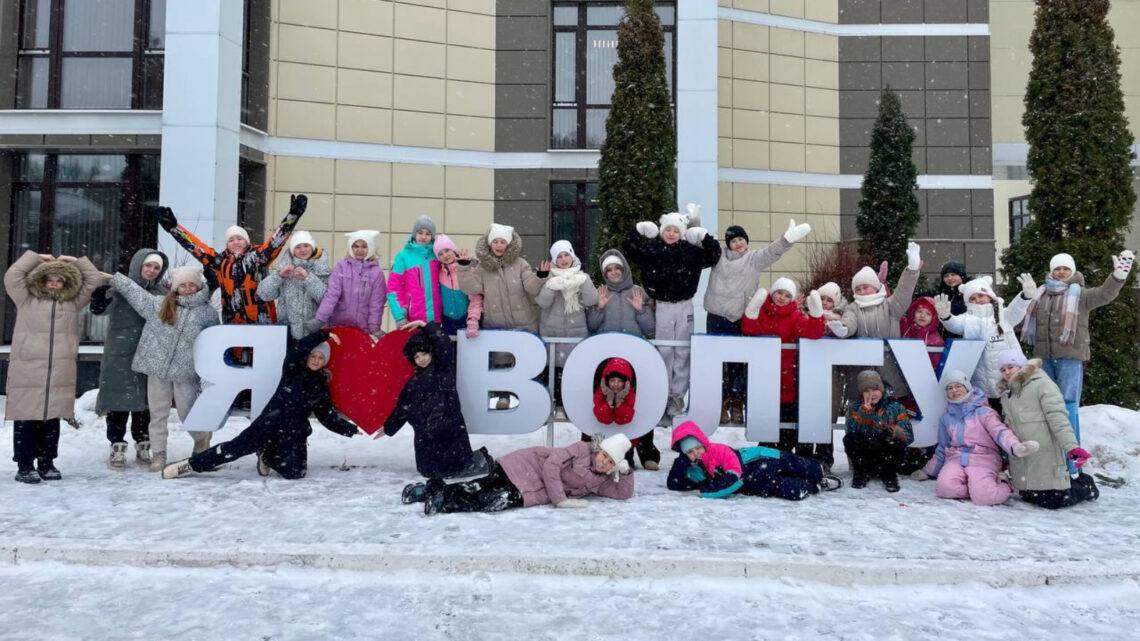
{"left": 9, "top": 153, "right": 159, "bottom": 341}
{"left": 1009, "top": 196, "right": 1031, "bottom": 243}
{"left": 551, "top": 182, "right": 602, "bottom": 260}
{"left": 15, "top": 0, "right": 166, "bottom": 109}
{"left": 552, "top": 2, "right": 675, "bottom": 150}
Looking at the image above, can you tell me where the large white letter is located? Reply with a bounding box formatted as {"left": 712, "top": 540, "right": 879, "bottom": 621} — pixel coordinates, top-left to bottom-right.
{"left": 679, "top": 334, "right": 781, "bottom": 440}
{"left": 560, "top": 333, "right": 669, "bottom": 439}
{"left": 796, "top": 338, "right": 885, "bottom": 443}
{"left": 891, "top": 339, "right": 986, "bottom": 448}
{"left": 183, "top": 325, "right": 288, "bottom": 431}
{"left": 456, "top": 330, "right": 550, "bottom": 435}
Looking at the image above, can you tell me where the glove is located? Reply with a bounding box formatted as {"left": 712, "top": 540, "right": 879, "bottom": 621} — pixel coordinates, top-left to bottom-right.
{"left": 616, "top": 459, "right": 631, "bottom": 476}
{"left": 1012, "top": 440, "right": 1040, "bottom": 458}
{"left": 1112, "top": 250, "right": 1135, "bottom": 280}
{"left": 905, "top": 241, "right": 922, "bottom": 271}
{"left": 1017, "top": 273, "right": 1038, "bottom": 299}
{"left": 684, "top": 227, "right": 709, "bottom": 245}
{"left": 1067, "top": 447, "right": 1091, "bottom": 471}
{"left": 684, "top": 202, "right": 702, "bottom": 228}
{"left": 806, "top": 290, "right": 823, "bottom": 318}
{"left": 910, "top": 470, "right": 930, "bottom": 481}
{"left": 556, "top": 498, "right": 589, "bottom": 509}
{"left": 150, "top": 205, "right": 178, "bottom": 231}
{"left": 826, "top": 320, "right": 849, "bottom": 338}
{"left": 744, "top": 287, "right": 768, "bottom": 319}
{"left": 635, "top": 221, "right": 659, "bottom": 239}
{"left": 685, "top": 464, "right": 708, "bottom": 484}
{"left": 933, "top": 293, "right": 952, "bottom": 320}
{"left": 783, "top": 219, "right": 811, "bottom": 244}
{"left": 289, "top": 194, "right": 308, "bottom": 216}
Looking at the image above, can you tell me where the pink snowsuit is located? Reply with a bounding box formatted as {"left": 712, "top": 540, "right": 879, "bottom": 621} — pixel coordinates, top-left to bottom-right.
{"left": 922, "top": 388, "right": 1023, "bottom": 506}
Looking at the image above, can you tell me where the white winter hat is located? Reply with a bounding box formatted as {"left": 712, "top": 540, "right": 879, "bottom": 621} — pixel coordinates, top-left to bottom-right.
{"left": 601, "top": 255, "right": 624, "bottom": 272}
{"left": 1050, "top": 253, "right": 1076, "bottom": 273}
{"left": 818, "top": 282, "right": 841, "bottom": 304}
{"left": 345, "top": 229, "right": 380, "bottom": 260}
{"left": 943, "top": 370, "right": 974, "bottom": 395}
{"left": 169, "top": 265, "right": 204, "bottom": 290}
{"left": 997, "top": 350, "right": 1028, "bottom": 371}
{"left": 959, "top": 275, "right": 998, "bottom": 302}
{"left": 549, "top": 239, "right": 577, "bottom": 263}
{"left": 599, "top": 433, "right": 632, "bottom": 466}
{"left": 487, "top": 223, "right": 514, "bottom": 244}
{"left": 288, "top": 230, "right": 316, "bottom": 256}
{"left": 224, "top": 225, "right": 250, "bottom": 246}
{"left": 771, "top": 277, "right": 798, "bottom": 299}
{"left": 851, "top": 266, "right": 883, "bottom": 293}
{"left": 658, "top": 212, "right": 687, "bottom": 234}
{"left": 142, "top": 253, "right": 164, "bottom": 267}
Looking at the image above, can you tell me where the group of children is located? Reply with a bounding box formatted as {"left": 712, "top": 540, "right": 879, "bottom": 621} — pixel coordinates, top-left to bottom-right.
{"left": 5, "top": 194, "right": 1133, "bottom": 513}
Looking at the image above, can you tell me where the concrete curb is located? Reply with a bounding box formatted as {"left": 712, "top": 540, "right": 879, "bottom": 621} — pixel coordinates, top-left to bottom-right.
{"left": 2, "top": 541, "right": 1135, "bottom": 587}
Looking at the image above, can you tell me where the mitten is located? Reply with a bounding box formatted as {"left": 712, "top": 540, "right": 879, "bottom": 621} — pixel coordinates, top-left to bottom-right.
{"left": 1012, "top": 441, "right": 1040, "bottom": 458}
{"left": 635, "top": 221, "right": 659, "bottom": 239}
{"left": 683, "top": 227, "right": 708, "bottom": 245}
{"left": 905, "top": 241, "right": 922, "bottom": 271}
{"left": 877, "top": 261, "right": 889, "bottom": 285}
{"left": 783, "top": 219, "right": 811, "bottom": 243}
{"left": 1017, "top": 273, "right": 1038, "bottom": 299}
{"left": 465, "top": 319, "right": 480, "bottom": 339}
{"left": 685, "top": 464, "right": 708, "bottom": 484}
{"left": 1067, "top": 447, "right": 1091, "bottom": 470}
{"left": 826, "top": 320, "right": 849, "bottom": 338}
{"left": 806, "top": 290, "right": 823, "bottom": 318}
{"left": 556, "top": 498, "right": 589, "bottom": 509}
{"left": 616, "top": 459, "right": 632, "bottom": 475}
{"left": 150, "top": 205, "right": 178, "bottom": 232}
{"left": 1112, "top": 250, "right": 1135, "bottom": 280}
{"left": 910, "top": 470, "right": 930, "bottom": 481}
{"left": 684, "top": 202, "right": 702, "bottom": 228}
{"left": 933, "top": 294, "right": 952, "bottom": 320}
{"left": 289, "top": 193, "right": 308, "bottom": 216}
{"left": 744, "top": 287, "right": 768, "bottom": 319}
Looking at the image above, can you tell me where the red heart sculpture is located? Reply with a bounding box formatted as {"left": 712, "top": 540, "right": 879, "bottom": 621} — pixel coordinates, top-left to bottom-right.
{"left": 324, "top": 326, "right": 416, "bottom": 434}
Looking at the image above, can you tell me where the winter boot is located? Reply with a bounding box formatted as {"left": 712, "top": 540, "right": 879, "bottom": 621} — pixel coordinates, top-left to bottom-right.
{"left": 161, "top": 459, "right": 195, "bottom": 479}
{"left": 1077, "top": 473, "right": 1100, "bottom": 503}
{"left": 636, "top": 437, "right": 660, "bottom": 471}
{"left": 135, "top": 441, "right": 153, "bottom": 466}
{"left": 402, "top": 482, "right": 428, "bottom": 504}
{"left": 819, "top": 474, "right": 843, "bottom": 492}
{"left": 667, "top": 395, "right": 686, "bottom": 417}
{"left": 36, "top": 458, "right": 61, "bottom": 481}
{"left": 256, "top": 451, "right": 272, "bottom": 477}
{"left": 494, "top": 393, "right": 511, "bottom": 410}
{"left": 448, "top": 447, "right": 493, "bottom": 479}
{"left": 881, "top": 472, "right": 900, "bottom": 493}
{"left": 15, "top": 468, "right": 41, "bottom": 484}
{"left": 851, "top": 467, "right": 870, "bottom": 489}
{"left": 109, "top": 443, "right": 128, "bottom": 470}
{"left": 729, "top": 397, "right": 745, "bottom": 426}
{"left": 149, "top": 452, "right": 167, "bottom": 473}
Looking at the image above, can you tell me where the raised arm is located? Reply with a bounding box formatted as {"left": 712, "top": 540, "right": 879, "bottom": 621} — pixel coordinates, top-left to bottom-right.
{"left": 887, "top": 265, "right": 920, "bottom": 320}
{"left": 253, "top": 195, "right": 308, "bottom": 266}
{"left": 151, "top": 207, "right": 220, "bottom": 270}
{"left": 1082, "top": 270, "right": 1127, "bottom": 312}
{"left": 4, "top": 250, "right": 44, "bottom": 306}
{"left": 698, "top": 233, "right": 722, "bottom": 268}
{"left": 520, "top": 261, "right": 547, "bottom": 298}
{"left": 111, "top": 273, "right": 160, "bottom": 321}
{"left": 746, "top": 236, "right": 794, "bottom": 272}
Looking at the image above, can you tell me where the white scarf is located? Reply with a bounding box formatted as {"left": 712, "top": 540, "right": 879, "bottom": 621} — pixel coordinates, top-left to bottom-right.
{"left": 546, "top": 265, "right": 589, "bottom": 313}
{"left": 853, "top": 290, "right": 887, "bottom": 308}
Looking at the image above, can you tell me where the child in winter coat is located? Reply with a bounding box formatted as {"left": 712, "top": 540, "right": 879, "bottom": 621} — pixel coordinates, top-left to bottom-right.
{"left": 402, "top": 434, "right": 634, "bottom": 515}
{"left": 537, "top": 240, "right": 598, "bottom": 408}
{"left": 900, "top": 296, "right": 945, "bottom": 370}
{"left": 924, "top": 261, "right": 970, "bottom": 338}
{"left": 594, "top": 358, "right": 636, "bottom": 426}
{"left": 112, "top": 265, "right": 219, "bottom": 471}
{"left": 5, "top": 251, "right": 103, "bottom": 483}
{"left": 388, "top": 216, "right": 443, "bottom": 327}
{"left": 90, "top": 249, "right": 167, "bottom": 469}
{"left": 1017, "top": 250, "right": 1134, "bottom": 442}
{"left": 256, "top": 231, "right": 331, "bottom": 341}
{"left": 381, "top": 321, "right": 493, "bottom": 479}
{"left": 163, "top": 330, "right": 360, "bottom": 480}
{"left": 316, "top": 230, "right": 387, "bottom": 337}
{"left": 703, "top": 220, "right": 811, "bottom": 424}
{"left": 910, "top": 370, "right": 1038, "bottom": 506}
{"left": 996, "top": 351, "right": 1099, "bottom": 509}
{"left": 152, "top": 195, "right": 307, "bottom": 326}
{"left": 666, "top": 421, "right": 841, "bottom": 500}
{"left": 843, "top": 370, "right": 914, "bottom": 492}
{"left": 741, "top": 278, "right": 828, "bottom": 466}
{"left": 623, "top": 204, "right": 721, "bottom": 417}
{"left": 935, "top": 275, "right": 1031, "bottom": 414}
{"left": 434, "top": 234, "right": 483, "bottom": 337}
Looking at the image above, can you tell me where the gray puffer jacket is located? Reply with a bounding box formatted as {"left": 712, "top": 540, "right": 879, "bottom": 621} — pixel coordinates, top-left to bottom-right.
{"left": 256, "top": 248, "right": 331, "bottom": 339}
{"left": 536, "top": 255, "right": 598, "bottom": 366}
{"left": 703, "top": 237, "right": 794, "bottom": 321}
{"left": 586, "top": 249, "right": 655, "bottom": 337}
{"left": 112, "top": 273, "right": 219, "bottom": 383}
{"left": 837, "top": 267, "right": 919, "bottom": 397}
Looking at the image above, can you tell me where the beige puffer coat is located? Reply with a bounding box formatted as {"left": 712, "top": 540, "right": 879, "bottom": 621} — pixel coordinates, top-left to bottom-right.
{"left": 999, "top": 359, "right": 1079, "bottom": 492}
{"left": 4, "top": 251, "right": 102, "bottom": 421}
{"left": 457, "top": 232, "right": 546, "bottom": 332}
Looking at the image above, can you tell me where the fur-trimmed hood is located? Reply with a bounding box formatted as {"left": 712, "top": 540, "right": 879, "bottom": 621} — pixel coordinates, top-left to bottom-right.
{"left": 474, "top": 230, "right": 523, "bottom": 271}
{"left": 26, "top": 260, "right": 84, "bottom": 301}
{"left": 997, "top": 358, "right": 1043, "bottom": 394}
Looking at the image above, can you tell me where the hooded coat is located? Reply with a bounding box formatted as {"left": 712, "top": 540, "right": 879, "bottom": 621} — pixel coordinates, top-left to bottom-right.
{"left": 593, "top": 357, "right": 636, "bottom": 425}
{"left": 4, "top": 251, "right": 103, "bottom": 421}
{"left": 456, "top": 231, "right": 545, "bottom": 332}
{"left": 112, "top": 272, "right": 219, "bottom": 383}
{"left": 741, "top": 297, "right": 825, "bottom": 404}
{"left": 1025, "top": 271, "right": 1125, "bottom": 362}
{"left": 536, "top": 252, "right": 598, "bottom": 366}
{"left": 922, "top": 387, "right": 1022, "bottom": 478}
{"left": 382, "top": 322, "right": 477, "bottom": 478}
{"left": 837, "top": 266, "right": 919, "bottom": 396}
{"left": 317, "top": 256, "right": 387, "bottom": 335}
{"left": 900, "top": 297, "right": 945, "bottom": 370}
{"left": 387, "top": 234, "right": 443, "bottom": 324}
{"left": 943, "top": 295, "right": 1030, "bottom": 398}
{"left": 703, "top": 237, "right": 794, "bottom": 321}
{"left": 496, "top": 441, "right": 635, "bottom": 507}
{"left": 256, "top": 246, "right": 331, "bottom": 340}
{"left": 622, "top": 229, "right": 721, "bottom": 303}
{"left": 92, "top": 248, "right": 169, "bottom": 413}
{"left": 998, "top": 359, "right": 1079, "bottom": 491}
{"left": 585, "top": 249, "right": 655, "bottom": 337}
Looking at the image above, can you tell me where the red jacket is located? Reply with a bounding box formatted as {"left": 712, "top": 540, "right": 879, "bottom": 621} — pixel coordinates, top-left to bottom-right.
{"left": 900, "top": 297, "right": 945, "bottom": 369}
{"left": 741, "top": 298, "right": 825, "bottom": 403}
{"left": 593, "top": 357, "right": 636, "bottom": 425}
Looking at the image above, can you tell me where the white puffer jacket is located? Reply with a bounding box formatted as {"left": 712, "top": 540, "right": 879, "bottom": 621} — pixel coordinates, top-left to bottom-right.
{"left": 942, "top": 295, "right": 1031, "bottom": 398}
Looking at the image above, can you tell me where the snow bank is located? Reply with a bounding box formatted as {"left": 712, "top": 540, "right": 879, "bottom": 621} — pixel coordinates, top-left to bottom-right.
{"left": 1080, "top": 404, "right": 1140, "bottom": 481}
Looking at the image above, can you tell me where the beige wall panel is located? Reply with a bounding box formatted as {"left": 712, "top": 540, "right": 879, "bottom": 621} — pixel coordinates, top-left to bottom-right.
{"left": 732, "top": 108, "right": 770, "bottom": 141}
{"left": 276, "top": 100, "right": 337, "bottom": 139}
{"left": 392, "top": 110, "right": 446, "bottom": 147}
{"left": 279, "top": 0, "right": 338, "bottom": 29}
{"left": 337, "top": 69, "right": 393, "bottom": 108}
{"left": 278, "top": 24, "right": 338, "bottom": 66}
{"left": 769, "top": 0, "right": 804, "bottom": 19}
{"left": 732, "top": 49, "right": 770, "bottom": 82}
{"left": 338, "top": 32, "right": 394, "bottom": 72}
{"left": 393, "top": 75, "right": 446, "bottom": 112}
{"left": 731, "top": 22, "right": 769, "bottom": 53}
{"left": 732, "top": 183, "right": 770, "bottom": 212}
{"left": 770, "top": 83, "right": 804, "bottom": 114}
{"left": 444, "top": 166, "right": 494, "bottom": 200}
{"left": 769, "top": 27, "right": 804, "bottom": 58}
{"left": 335, "top": 159, "right": 393, "bottom": 195}
{"left": 769, "top": 112, "right": 805, "bottom": 143}
{"left": 805, "top": 33, "right": 838, "bottom": 62}
{"left": 275, "top": 156, "right": 336, "bottom": 192}
{"left": 446, "top": 115, "right": 494, "bottom": 151}
{"left": 336, "top": 105, "right": 393, "bottom": 143}
{"left": 446, "top": 46, "right": 495, "bottom": 83}
{"left": 769, "top": 54, "right": 805, "bottom": 86}
{"left": 335, "top": 194, "right": 392, "bottom": 231}
{"left": 804, "top": 0, "right": 838, "bottom": 24}
{"left": 392, "top": 163, "right": 445, "bottom": 198}
{"left": 446, "top": 80, "right": 495, "bottom": 117}
{"left": 805, "top": 87, "right": 839, "bottom": 118}
{"left": 769, "top": 142, "right": 806, "bottom": 171}
{"left": 444, "top": 199, "right": 495, "bottom": 234}
{"left": 804, "top": 59, "right": 838, "bottom": 90}
{"left": 732, "top": 79, "right": 769, "bottom": 110}
{"left": 732, "top": 139, "right": 771, "bottom": 169}
{"left": 718, "top": 106, "right": 733, "bottom": 137}
{"left": 339, "top": 0, "right": 394, "bottom": 35}
{"left": 718, "top": 137, "right": 733, "bottom": 167}
{"left": 277, "top": 62, "right": 337, "bottom": 103}
{"left": 446, "top": 11, "right": 495, "bottom": 49}
{"left": 733, "top": 0, "right": 769, "bottom": 12}
{"left": 805, "top": 187, "right": 840, "bottom": 216}
{"left": 392, "top": 196, "right": 445, "bottom": 232}
{"left": 394, "top": 3, "right": 446, "bottom": 43}
{"left": 447, "top": 0, "right": 496, "bottom": 15}
{"left": 394, "top": 39, "right": 447, "bottom": 78}
{"left": 274, "top": 192, "right": 335, "bottom": 231}
{"left": 805, "top": 144, "right": 839, "bottom": 173}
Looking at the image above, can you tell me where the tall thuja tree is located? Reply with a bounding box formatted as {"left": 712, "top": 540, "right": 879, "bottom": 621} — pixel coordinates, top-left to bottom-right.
{"left": 591, "top": 0, "right": 676, "bottom": 281}
{"left": 1001, "top": 0, "right": 1139, "bottom": 408}
{"left": 856, "top": 88, "right": 920, "bottom": 285}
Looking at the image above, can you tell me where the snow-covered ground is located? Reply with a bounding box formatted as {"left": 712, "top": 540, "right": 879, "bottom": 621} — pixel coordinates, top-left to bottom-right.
{"left": 1, "top": 393, "right": 1139, "bottom": 639}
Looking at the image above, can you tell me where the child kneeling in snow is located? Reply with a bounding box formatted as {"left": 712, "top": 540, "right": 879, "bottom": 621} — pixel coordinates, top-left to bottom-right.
{"left": 910, "top": 370, "right": 1038, "bottom": 506}
{"left": 403, "top": 434, "right": 635, "bottom": 515}
{"left": 162, "top": 330, "right": 359, "bottom": 480}
{"left": 666, "top": 421, "right": 841, "bottom": 500}
{"left": 594, "top": 358, "right": 636, "bottom": 426}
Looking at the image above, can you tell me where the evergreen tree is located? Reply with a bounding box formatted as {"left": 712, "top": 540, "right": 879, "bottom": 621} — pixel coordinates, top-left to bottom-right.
{"left": 1001, "top": 0, "right": 1139, "bottom": 408}
{"left": 591, "top": 0, "right": 676, "bottom": 281}
{"left": 856, "top": 88, "right": 920, "bottom": 286}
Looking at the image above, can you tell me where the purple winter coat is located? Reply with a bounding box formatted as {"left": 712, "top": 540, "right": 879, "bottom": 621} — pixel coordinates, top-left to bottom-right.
{"left": 923, "top": 388, "right": 1023, "bottom": 477}
{"left": 316, "top": 257, "right": 386, "bottom": 335}
{"left": 497, "top": 441, "right": 634, "bottom": 507}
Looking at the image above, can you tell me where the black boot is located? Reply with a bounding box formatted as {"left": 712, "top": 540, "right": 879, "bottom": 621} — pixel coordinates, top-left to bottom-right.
{"left": 881, "top": 471, "right": 900, "bottom": 493}
{"left": 447, "top": 447, "right": 493, "bottom": 479}
{"left": 1076, "top": 473, "right": 1100, "bottom": 503}
{"left": 402, "top": 482, "right": 428, "bottom": 504}
{"left": 15, "top": 468, "right": 41, "bottom": 484}
{"left": 36, "top": 458, "right": 61, "bottom": 481}
{"left": 636, "top": 437, "right": 660, "bottom": 471}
